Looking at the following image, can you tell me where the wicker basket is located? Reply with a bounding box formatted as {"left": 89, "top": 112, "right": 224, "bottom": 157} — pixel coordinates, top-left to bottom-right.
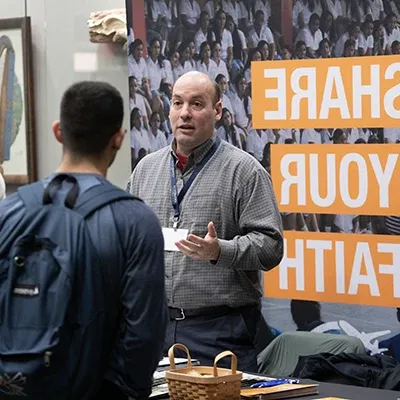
{"left": 165, "top": 344, "right": 242, "bottom": 400}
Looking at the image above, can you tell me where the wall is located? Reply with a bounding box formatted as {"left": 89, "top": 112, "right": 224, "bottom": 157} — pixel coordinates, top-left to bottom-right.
{"left": 2, "top": 0, "right": 131, "bottom": 189}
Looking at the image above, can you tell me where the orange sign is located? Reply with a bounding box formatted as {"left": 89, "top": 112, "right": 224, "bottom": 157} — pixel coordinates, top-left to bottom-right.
{"left": 264, "top": 231, "right": 400, "bottom": 308}
{"left": 271, "top": 144, "right": 400, "bottom": 216}
{"left": 252, "top": 55, "right": 400, "bottom": 129}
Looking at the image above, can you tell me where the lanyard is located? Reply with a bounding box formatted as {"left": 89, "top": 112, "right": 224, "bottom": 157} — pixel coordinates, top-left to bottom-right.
{"left": 170, "top": 138, "right": 220, "bottom": 229}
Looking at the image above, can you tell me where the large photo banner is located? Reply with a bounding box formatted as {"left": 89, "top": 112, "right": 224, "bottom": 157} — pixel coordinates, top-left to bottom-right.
{"left": 256, "top": 1, "right": 400, "bottom": 367}
{"left": 125, "top": 0, "right": 400, "bottom": 367}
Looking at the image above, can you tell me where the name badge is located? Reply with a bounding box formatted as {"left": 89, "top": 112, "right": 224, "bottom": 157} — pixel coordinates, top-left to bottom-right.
{"left": 162, "top": 227, "right": 189, "bottom": 251}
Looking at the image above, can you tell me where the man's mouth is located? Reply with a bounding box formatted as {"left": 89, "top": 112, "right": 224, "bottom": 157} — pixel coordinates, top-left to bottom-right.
{"left": 179, "top": 125, "right": 195, "bottom": 131}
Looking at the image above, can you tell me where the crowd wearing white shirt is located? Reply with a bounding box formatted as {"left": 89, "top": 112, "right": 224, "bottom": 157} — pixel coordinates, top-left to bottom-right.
{"left": 288, "top": 0, "right": 400, "bottom": 233}
{"left": 128, "top": 1, "right": 399, "bottom": 184}
{"left": 125, "top": 0, "right": 400, "bottom": 235}
{"left": 128, "top": 0, "right": 283, "bottom": 168}
{"left": 291, "top": 0, "right": 400, "bottom": 149}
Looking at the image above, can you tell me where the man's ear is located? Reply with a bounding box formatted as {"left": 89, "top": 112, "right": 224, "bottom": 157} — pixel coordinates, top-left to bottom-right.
{"left": 52, "top": 121, "right": 62, "bottom": 144}
{"left": 215, "top": 99, "right": 222, "bottom": 121}
{"left": 112, "top": 128, "right": 125, "bottom": 150}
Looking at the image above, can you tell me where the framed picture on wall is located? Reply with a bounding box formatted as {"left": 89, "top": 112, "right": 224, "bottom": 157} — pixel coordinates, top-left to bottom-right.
{"left": 0, "top": 17, "right": 36, "bottom": 185}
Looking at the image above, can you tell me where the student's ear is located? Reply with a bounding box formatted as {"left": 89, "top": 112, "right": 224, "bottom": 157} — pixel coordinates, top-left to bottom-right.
{"left": 112, "top": 128, "right": 126, "bottom": 150}
{"left": 52, "top": 121, "right": 63, "bottom": 144}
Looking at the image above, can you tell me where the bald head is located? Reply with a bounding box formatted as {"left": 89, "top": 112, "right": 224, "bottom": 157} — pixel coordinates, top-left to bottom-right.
{"left": 174, "top": 71, "right": 221, "bottom": 105}
{"left": 169, "top": 71, "right": 223, "bottom": 156}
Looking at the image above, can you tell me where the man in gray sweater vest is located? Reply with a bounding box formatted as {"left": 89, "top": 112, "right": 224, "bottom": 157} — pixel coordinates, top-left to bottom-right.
{"left": 126, "top": 71, "right": 283, "bottom": 372}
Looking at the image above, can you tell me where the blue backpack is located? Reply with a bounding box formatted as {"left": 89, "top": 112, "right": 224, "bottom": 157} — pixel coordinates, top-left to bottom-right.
{"left": 0, "top": 174, "right": 134, "bottom": 399}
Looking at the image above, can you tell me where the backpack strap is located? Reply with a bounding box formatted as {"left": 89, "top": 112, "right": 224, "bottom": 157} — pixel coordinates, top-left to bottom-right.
{"left": 42, "top": 174, "right": 79, "bottom": 209}
{"left": 73, "top": 183, "right": 140, "bottom": 219}
{"left": 18, "top": 174, "right": 80, "bottom": 209}
{"left": 18, "top": 177, "right": 139, "bottom": 219}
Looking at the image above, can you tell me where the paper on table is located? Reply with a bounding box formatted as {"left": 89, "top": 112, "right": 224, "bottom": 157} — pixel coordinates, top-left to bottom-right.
{"left": 241, "top": 383, "right": 319, "bottom": 399}
{"left": 158, "top": 357, "right": 191, "bottom": 368}
{"left": 242, "top": 373, "right": 275, "bottom": 381}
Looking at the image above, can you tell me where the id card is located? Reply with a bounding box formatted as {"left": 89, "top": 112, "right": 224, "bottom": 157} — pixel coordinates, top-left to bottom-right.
{"left": 162, "top": 227, "right": 189, "bottom": 251}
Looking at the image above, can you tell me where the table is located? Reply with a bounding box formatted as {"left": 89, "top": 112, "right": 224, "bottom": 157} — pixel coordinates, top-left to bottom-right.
{"left": 152, "top": 379, "right": 400, "bottom": 399}
{"left": 292, "top": 380, "right": 400, "bottom": 400}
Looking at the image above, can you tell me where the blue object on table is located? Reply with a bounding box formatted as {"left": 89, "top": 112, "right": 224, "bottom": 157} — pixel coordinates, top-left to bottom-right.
{"left": 250, "top": 379, "right": 300, "bottom": 388}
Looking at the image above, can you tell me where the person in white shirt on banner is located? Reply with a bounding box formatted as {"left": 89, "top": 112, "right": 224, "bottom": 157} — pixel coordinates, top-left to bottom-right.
{"left": 130, "top": 108, "right": 150, "bottom": 167}
{"left": 129, "top": 76, "right": 150, "bottom": 130}
{"left": 147, "top": 111, "right": 168, "bottom": 152}
{"left": 128, "top": 39, "right": 150, "bottom": 96}
{"left": 211, "top": 41, "right": 230, "bottom": 82}
{"left": 210, "top": 9, "right": 234, "bottom": 69}
{"left": 295, "top": 13, "right": 323, "bottom": 58}
{"left": 358, "top": 20, "right": 374, "bottom": 56}
{"left": 216, "top": 108, "right": 242, "bottom": 149}
{"left": 194, "top": 11, "right": 215, "bottom": 54}
{"left": 196, "top": 41, "right": 218, "bottom": 80}
{"left": 248, "top": 10, "right": 275, "bottom": 56}
{"left": 179, "top": 0, "right": 201, "bottom": 33}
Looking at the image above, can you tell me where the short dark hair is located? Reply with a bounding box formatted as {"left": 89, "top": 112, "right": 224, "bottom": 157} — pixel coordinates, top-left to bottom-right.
{"left": 215, "top": 74, "right": 226, "bottom": 84}
{"left": 355, "top": 138, "right": 366, "bottom": 144}
{"left": 130, "top": 38, "right": 143, "bottom": 55}
{"left": 60, "top": 81, "right": 124, "bottom": 156}
{"left": 344, "top": 38, "right": 356, "bottom": 53}
{"left": 199, "top": 10, "right": 210, "bottom": 22}
{"left": 150, "top": 111, "right": 160, "bottom": 122}
{"left": 391, "top": 40, "right": 400, "bottom": 53}
{"left": 234, "top": 72, "right": 245, "bottom": 87}
{"left": 368, "top": 135, "right": 379, "bottom": 144}
{"left": 296, "top": 40, "right": 306, "bottom": 50}
{"left": 333, "top": 128, "right": 344, "bottom": 142}
{"left": 255, "top": 10, "right": 265, "bottom": 20}
{"left": 309, "top": 13, "right": 320, "bottom": 25}
{"left": 130, "top": 107, "right": 141, "bottom": 127}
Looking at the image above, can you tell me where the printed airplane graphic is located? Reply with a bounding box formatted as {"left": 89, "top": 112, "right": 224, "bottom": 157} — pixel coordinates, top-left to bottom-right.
{"left": 312, "top": 320, "right": 391, "bottom": 354}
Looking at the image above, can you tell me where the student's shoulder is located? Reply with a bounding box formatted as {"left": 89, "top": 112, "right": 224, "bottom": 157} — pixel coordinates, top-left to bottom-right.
{"left": 110, "top": 191, "right": 162, "bottom": 238}
{"left": 0, "top": 191, "right": 24, "bottom": 218}
{"left": 111, "top": 193, "right": 156, "bottom": 222}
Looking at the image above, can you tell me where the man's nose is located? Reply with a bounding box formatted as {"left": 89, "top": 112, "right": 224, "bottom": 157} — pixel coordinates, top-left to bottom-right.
{"left": 180, "top": 103, "right": 191, "bottom": 120}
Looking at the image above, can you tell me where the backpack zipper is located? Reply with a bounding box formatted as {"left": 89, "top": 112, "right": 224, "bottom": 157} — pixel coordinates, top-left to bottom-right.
{"left": 44, "top": 351, "right": 52, "bottom": 367}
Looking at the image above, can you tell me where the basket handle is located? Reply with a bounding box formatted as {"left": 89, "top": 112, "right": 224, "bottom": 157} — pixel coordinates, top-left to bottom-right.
{"left": 168, "top": 343, "right": 192, "bottom": 370}
{"left": 213, "top": 351, "right": 237, "bottom": 377}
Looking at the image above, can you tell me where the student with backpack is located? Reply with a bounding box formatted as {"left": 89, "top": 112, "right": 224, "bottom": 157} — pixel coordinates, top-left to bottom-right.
{"left": 0, "top": 81, "right": 167, "bottom": 399}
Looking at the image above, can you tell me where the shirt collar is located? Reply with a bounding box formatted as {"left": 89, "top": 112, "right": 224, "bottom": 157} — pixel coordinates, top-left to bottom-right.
{"left": 171, "top": 134, "right": 217, "bottom": 170}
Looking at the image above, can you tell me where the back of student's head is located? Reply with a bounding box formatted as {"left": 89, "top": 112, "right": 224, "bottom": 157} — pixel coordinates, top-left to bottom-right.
{"left": 60, "top": 81, "right": 124, "bottom": 157}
